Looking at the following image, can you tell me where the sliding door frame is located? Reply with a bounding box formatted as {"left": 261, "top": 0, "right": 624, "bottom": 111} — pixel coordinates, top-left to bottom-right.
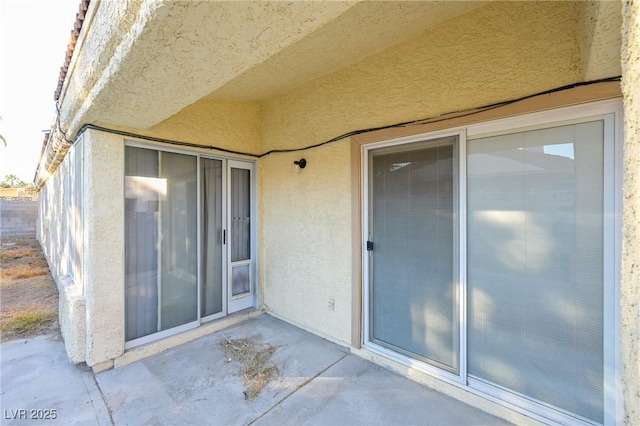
{"left": 362, "top": 128, "right": 467, "bottom": 386}
{"left": 227, "top": 159, "right": 256, "bottom": 314}
{"left": 199, "top": 155, "right": 228, "bottom": 323}
{"left": 361, "top": 99, "right": 622, "bottom": 425}
{"left": 124, "top": 139, "right": 258, "bottom": 349}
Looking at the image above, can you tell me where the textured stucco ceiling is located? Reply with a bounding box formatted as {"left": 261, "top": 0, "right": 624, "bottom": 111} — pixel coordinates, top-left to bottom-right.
{"left": 207, "top": 1, "right": 487, "bottom": 101}
{"left": 66, "top": 1, "right": 486, "bottom": 132}
{"left": 64, "top": 1, "right": 360, "bottom": 132}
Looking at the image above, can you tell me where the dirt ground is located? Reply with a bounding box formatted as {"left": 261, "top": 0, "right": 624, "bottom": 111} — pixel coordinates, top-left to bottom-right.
{"left": 0, "top": 237, "right": 58, "bottom": 342}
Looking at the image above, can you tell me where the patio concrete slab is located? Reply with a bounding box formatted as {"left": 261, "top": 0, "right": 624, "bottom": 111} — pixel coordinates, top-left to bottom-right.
{"left": 97, "top": 315, "right": 350, "bottom": 425}
{"left": 0, "top": 334, "right": 111, "bottom": 425}
{"left": 255, "top": 353, "right": 504, "bottom": 425}
{"left": 96, "top": 315, "right": 512, "bottom": 425}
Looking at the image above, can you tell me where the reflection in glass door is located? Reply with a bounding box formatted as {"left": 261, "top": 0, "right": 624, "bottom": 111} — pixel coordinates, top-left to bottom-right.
{"left": 467, "top": 120, "right": 606, "bottom": 423}
{"left": 125, "top": 147, "right": 198, "bottom": 342}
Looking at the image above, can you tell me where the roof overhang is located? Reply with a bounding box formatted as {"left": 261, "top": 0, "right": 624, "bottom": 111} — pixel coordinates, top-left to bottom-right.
{"left": 58, "top": 1, "right": 486, "bottom": 134}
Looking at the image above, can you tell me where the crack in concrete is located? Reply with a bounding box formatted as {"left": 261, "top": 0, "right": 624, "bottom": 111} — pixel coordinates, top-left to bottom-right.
{"left": 245, "top": 351, "right": 350, "bottom": 426}
{"left": 90, "top": 372, "right": 115, "bottom": 426}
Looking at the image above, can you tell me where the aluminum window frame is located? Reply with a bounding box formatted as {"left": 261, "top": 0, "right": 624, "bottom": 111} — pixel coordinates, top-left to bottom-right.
{"left": 361, "top": 99, "right": 622, "bottom": 426}
{"left": 362, "top": 128, "right": 467, "bottom": 385}
{"left": 123, "top": 139, "right": 259, "bottom": 349}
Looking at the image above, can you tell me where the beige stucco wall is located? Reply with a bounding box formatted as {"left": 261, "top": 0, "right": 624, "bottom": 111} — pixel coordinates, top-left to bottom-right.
{"left": 134, "top": 99, "right": 262, "bottom": 155}
{"left": 58, "top": 0, "right": 359, "bottom": 137}
{"left": 258, "top": 1, "right": 620, "bottom": 345}
{"left": 621, "top": 1, "right": 640, "bottom": 424}
{"left": 260, "top": 142, "right": 353, "bottom": 343}
{"left": 581, "top": 1, "right": 623, "bottom": 81}
{"left": 261, "top": 2, "right": 587, "bottom": 153}
{"left": 38, "top": 6, "right": 629, "bottom": 419}
{"left": 39, "top": 130, "right": 126, "bottom": 366}
{"left": 82, "top": 129, "right": 125, "bottom": 366}
{"left": 38, "top": 143, "right": 85, "bottom": 363}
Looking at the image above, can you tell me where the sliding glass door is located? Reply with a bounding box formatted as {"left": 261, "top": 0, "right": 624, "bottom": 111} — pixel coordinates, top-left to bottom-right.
{"left": 124, "top": 148, "right": 198, "bottom": 341}
{"left": 367, "top": 136, "right": 460, "bottom": 374}
{"left": 466, "top": 120, "right": 606, "bottom": 424}
{"left": 364, "top": 105, "right": 616, "bottom": 425}
{"left": 201, "top": 158, "right": 224, "bottom": 319}
{"left": 125, "top": 146, "right": 255, "bottom": 346}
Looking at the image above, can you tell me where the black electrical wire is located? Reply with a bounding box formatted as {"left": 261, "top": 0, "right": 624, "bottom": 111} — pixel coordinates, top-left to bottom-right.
{"left": 76, "top": 123, "right": 262, "bottom": 157}
{"left": 54, "top": 76, "right": 621, "bottom": 159}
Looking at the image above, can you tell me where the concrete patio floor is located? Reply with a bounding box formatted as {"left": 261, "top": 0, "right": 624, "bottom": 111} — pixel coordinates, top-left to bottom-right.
{"left": 2, "top": 314, "right": 513, "bottom": 425}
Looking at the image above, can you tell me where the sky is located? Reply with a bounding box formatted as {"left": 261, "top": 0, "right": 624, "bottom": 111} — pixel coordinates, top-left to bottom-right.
{"left": 0, "top": 0, "right": 80, "bottom": 183}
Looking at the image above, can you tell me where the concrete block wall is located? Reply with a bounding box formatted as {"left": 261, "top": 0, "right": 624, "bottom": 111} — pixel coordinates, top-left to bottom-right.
{"left": 0, "top": 200, "right": 39, "bottom": 238}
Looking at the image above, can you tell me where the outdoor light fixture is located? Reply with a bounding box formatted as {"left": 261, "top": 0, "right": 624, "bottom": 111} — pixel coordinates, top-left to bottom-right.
{"left": 293, "top": 158, "right": 307, "bottom": 173}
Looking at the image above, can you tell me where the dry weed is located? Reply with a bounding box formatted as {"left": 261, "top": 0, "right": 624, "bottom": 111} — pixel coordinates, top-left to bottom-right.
{"left": 1, "top": 246, "right": 39, "bottom": 262}
{"left": 221, "top": 338, "right": 279, "bottom": 400}
{"left": 2, "top": 263, "right": 48, "bottom": 279}
{"left": 0, "top": 237, "right": 58, "bottom": 341}
{"left": 0, "top": 312, "right": 56, "bottom": 340}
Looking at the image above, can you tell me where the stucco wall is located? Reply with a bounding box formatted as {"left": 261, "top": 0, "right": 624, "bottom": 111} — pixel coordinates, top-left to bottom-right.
{"left": 39, "top": 158, "right": 69, "bottom": 280}
{"left": 129, "top": 99, "right": 262, "bottom": 155}
{"left": 82, "top": 129, "right": 125, "bottom": 366}
{"left": 38, "top": 144, "right": 85, "bottom": 363}
{"left": 260, "top": 143, "right": 353, "bottom": 343}
{"left": 39, "top": 1, "right": 627, "bottom": 398}
{"left": 257, "top": 1, "right": 620, "bottom": 345}
{"left": 621, "top": 1, "right": 640, "bottom": 424}
{"left": 59, "top": 0, "right": 359, "bottom": 136}
{"left": 581, "top": 1, "right": 623, "bottom": 81}
{"left": 261, "top": 1, "right": 587, "bottom": 153}
{"left": 38, "top": 129, "right": 126, "bottom": 366}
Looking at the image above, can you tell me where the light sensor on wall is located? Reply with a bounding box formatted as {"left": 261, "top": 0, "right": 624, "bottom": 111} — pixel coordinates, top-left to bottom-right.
{"left": 294, "top": 158, "right": 307, "bottom": 173}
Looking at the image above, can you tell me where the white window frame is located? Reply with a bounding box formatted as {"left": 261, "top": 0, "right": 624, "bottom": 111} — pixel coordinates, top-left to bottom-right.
{"left": 227, "top": 159, "right": 256, "bottom": 314}
{"left": 361, "top": 99, "right": 622, "bottom": 426}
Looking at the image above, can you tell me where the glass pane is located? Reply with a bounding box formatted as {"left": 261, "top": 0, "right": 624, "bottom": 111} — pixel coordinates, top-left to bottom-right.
{"left": 231, "top": 168, "right": 250, "bottom": 262}
{"left": 232, "top": 265, "right": 250, "bottom": 296}
{"left": 159, "top": 152, "right": 198, "bottom": 330}
{"left": 124, "top": 147, "right": 198, "bottom": 341}
{"left": 467, "top": 121, "right": 604, "bottom": 423}
{"left": 125, "top": 147, "right": 160, "bottom": 341}
{"left": 201, "top": 158, "right": 223, "bottom": 317}
{"left": 370, "top": 137, "right": 458, "bottom": 372}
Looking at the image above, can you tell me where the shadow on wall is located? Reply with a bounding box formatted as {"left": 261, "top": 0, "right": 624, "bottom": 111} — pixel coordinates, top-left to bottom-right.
{"left": 0, "top": 200, "right": 39, "bottom": 238}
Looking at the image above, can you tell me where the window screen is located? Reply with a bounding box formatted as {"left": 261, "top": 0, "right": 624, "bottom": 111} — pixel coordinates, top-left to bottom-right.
{"left": 369, "top": 137, "right": 459, "bottom": 372}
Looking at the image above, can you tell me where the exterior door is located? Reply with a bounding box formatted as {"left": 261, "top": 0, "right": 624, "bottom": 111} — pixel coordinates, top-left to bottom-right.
{"left": 362, "top": 103, "right": 618, "bottom": 425}
{"left": 201, "top": 158, "right": 255, "bottom": 318}
{"left": 227, "top": 160, "right": 254, "bottom": 313}
{"left": 201, "top": 158, "right": 225, "bottom": 320}
{"left": 125, "top": 146, "right": 255, "bottom": 348}
{"left": 125, "top": 147, "right": 199, "bottom": 345}
{"left": 366, "top": 136, "right": 460, "bottom": 375}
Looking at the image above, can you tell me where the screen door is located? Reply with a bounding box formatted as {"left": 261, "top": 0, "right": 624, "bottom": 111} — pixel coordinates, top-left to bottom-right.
{"left": 367, "top": 136, "right": 460, "bottom": 373}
